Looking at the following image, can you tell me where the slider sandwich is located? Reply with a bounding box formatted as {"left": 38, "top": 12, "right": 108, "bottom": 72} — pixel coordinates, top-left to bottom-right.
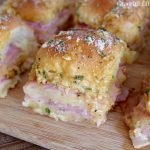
{"left": 4, "top": 0, "right": 75, "bottom": 43}
{"left": 76, "top": 0, "right": 150, "bottom": 50}
{"left": 23, "top": 29, "right": 132, "bottom": 126}
{"left": 125, "top": 78, "right": 150, "bottom": 148}
{"left": 0, "top": 14, "right": 37, "bottom": 98}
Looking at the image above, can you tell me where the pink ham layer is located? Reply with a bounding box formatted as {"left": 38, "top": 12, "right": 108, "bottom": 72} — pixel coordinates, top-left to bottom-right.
{"left": 27, "top": 9, "right": 73, "bottom": 42}
{"left": 0, "top": 44, "right": 20, "bottom": 66}
{"left": 110, "top": 66, "right": 129, "bottom": 102}
{"left": 0, "top": 44, "right": 20, "bottom": 90}
{"left": 23, "top": 77, "right": 128, "bottom": 120}
{"left": 141, "top": 125, "right": 150, "bottom": 137}
{"left": 23, "top": 82, "right": 93, "bottom": 119}
{"left": 130, "top": 98, "right": 150, "bottom": 148}
{"left": 25, "top": 95, "right": 92, "bottom": 119}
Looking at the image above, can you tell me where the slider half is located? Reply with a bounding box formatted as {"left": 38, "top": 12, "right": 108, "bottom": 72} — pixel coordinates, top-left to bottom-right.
{"left": 4, "top": 0, "right": 75, "bottom": 43}
{"left": 125, "top": 78, "right": 150, "bottom": 148}
{"left": 0, "top": 14, "right": 38, "bottom": 98}
{"left": 76, "top": 0, "right": 150, "bottom": 50}
{"left": 23, "top": 29, "right": 131, "bottom": 126}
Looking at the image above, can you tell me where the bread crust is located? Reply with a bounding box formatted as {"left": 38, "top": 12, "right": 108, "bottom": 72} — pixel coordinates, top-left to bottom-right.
{"left": 76, "top": 0, "right": 115, "bottom": 29}
{"left": 0, "top": 14, "right": 37, "bottom": 78}
{"left": 5, "top": 0, "right": 71, "bottom": 23}
{"left": 30, "top": 29, "right": 129, "bottom": 101}
{"left": 0, "top": 14, "right": 27, "bottom": 44}
{"left": 76, "top": 0, "right": 149, "bottom": 47}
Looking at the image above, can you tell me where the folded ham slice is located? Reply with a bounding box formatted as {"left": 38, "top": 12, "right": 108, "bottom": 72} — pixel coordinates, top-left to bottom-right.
{"left": 23, "top": 29, "right": 131, "bottom": 125}
{"left": 124, "top": 79, "right": 150, "bottom": 148}
{"left": 27, "top": 9, "right": 73, "bottom": 43}
{"left": 0, "top": 44, "right": 34, "bottom": 97}
{"left": 0, "top": 14, "right": 38, "bottom": 97}
{"left": 23, "top": 66, "right": 128, "bottom": 124}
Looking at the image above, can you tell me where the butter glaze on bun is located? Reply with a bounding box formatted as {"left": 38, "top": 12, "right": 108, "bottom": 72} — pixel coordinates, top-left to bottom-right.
{"left": 76, "top": 0, "right": 149, "bottom": 49}
{"left": 23, "top": 29, "right": 131, "bottom": 125}
{"left": 0, "top": 13, "right": 38, "bottom": 97}
{"left": 4, "top": 0, "right": 75, "bottom": 43}
{"left": 76, "top": 0, "right": 115, "bottom": 29}
{"left": 5, "top": 0, "right": 72, "bottom": 23}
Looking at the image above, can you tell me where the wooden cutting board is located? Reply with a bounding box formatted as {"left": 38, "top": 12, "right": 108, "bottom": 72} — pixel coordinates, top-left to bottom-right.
{"left": 0, "top": 44, "right": 150, "bottom": 150}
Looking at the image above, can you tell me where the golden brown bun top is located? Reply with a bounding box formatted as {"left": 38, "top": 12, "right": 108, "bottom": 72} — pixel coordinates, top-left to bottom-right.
{"left": 6, "top": 0, "right": 72, "bottom": 24}
{"left": 76, "top": 0, "right": 148, "bottom": 29}
{"left": 30, "top": 29, "right": 129, "bottom": 97}
{"left": 37, "top": 28, "right": 125, "bottom": 68}
{"left": 39, "top": 28, "right": 123, "bottom": 56}
{"left": 76, "top": 0, "right": 116, "bottom": 28}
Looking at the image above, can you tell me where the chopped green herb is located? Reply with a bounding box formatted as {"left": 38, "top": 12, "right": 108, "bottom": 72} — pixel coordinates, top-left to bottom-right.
{"left": 0, "top": 54, "right": 2, "bottom": 60}
{"left": 145, "top": 89, "right": 150, "bottom": 95}
{"left": 48, "top": 39, "right": 55, "bottom": 45}
{"left": 56, "top": 40, "right": 65, "bottom": 52}
{"left": 42, "top": 70, "right": 47, "bottom": 79}
{"left": 73, "top": 80, "right": 77, "bottom": 84}
{"left": 74, "top": 75, "right": 84, "bottom": 80}
{"left": 76, "top": 1, "right": 82, "bottom": 10}
{"left": 45, "top": 107, "right": 51, "bottom": 114}
{"left": 49, "top": 70, "right": 56, "bottom": 73}
{"left": 99, "top": 51, "right": 106, "bottom": 58}
{"left": 111, "top": 5, "right": 122, "bottom": 13}
{"left": 59, "top": 73, "right": 63, "bottom": 78}
{"left": 84, "top": 35, "right": 94, "bottom": 44}
{"left": 138, "top": 26, "right": 141, "bottom": 30}
{"left": 85, "top": 87, "right": 92, "bottom": 91}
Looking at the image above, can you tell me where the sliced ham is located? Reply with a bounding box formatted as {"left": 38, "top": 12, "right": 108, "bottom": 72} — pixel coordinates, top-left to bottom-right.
{"left": 23, "top": 82, "right": 92, "bottom": 119}
{"left": 0, "top": 76, "right": 19, "bottom": 98}
{"left": 23, "top": 95, "right": 92, "bottom": 119}
{"left": 0, "top": 44, "right": 20, "bottom": 66}
{"left": 27, "top": 9, "right": 73, "bottom": 42}
{"left": 116, "top": 86, "right": 129, "bottom": 102}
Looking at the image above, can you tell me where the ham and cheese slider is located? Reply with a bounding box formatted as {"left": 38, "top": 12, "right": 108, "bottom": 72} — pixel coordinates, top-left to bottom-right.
{"left": 4, "top": 0, "right": 75, "bottom": 43}
{"left": 125, "top": 79, "right": 150, "bottom": 148}
{"left": 76, "top": 0, "right": 149, "bottom": 49}
{"left": 23, "top": 29, "right": 131, "bottom": 126}
{"left": 0, "top": 14, "right": 37, "bottom": 98}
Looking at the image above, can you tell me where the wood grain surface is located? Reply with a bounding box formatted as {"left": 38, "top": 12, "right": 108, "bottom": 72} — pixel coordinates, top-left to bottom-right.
{"left": 0, "top": 43, "right": 150, "bottom": 150}
{"left": 0, "top": 132, "right": 46, "bottom": 150}
{"left": 0, "top": 0, "right": 149, "bottom": 147}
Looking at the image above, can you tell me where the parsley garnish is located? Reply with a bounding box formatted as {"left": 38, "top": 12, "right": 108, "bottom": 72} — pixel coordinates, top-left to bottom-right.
{"left": 49, "top": 70, "right": 56, "bottom": 73}
{"left": 145, "top": 89, "right": 150, "bottom": 95}
{"left": 85, "top": 87, "right": 92, "bottom": 91}
{"left": 99, "top": 51, "right": 106, "bottom": 58}
{"left": 48, "top": 39, "right": 54, "bottom": 45}
{"left": 45, "top": 108, "right": 51, "bottom": 114}
{"left": 84, "top": 35, "right": 94, "bottom": 44}
{"left": 42, "top": 70, "right": 47, "bottom": 79}
{"left": 74, "top": 75, "right": 84, "bottom": 81}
